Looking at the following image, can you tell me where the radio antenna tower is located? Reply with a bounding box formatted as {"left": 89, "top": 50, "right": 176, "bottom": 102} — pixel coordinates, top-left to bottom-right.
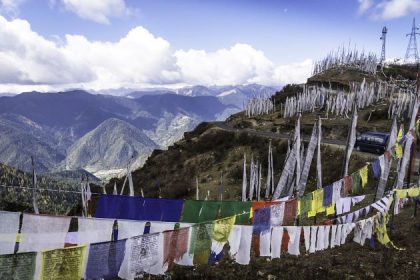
{"left": 380, "top": 26, "right": 387, "bottom": 65}
{"left": 405, "top": 18, "right": 420, "bottom": 63}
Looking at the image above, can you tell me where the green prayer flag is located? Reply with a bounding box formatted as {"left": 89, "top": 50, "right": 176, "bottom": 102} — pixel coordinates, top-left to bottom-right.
{"left": 181, "top": 200, "right": 203, "bottom": 223}
{"left": 189, "top": 224, "right": 213, "bottom": 265}
{"left": 198, "top": 201, "right": 221, "bottom": 223}
{"left": 0, "top": 252, "right": 36, "bottom": 280}
{"left": 219, "top": 201, "right": 251, "bottom": 225}
{"left": 351, "top": 171, "right": 362, "bottom": 194}
{"left": 300, "top": 193, "right": 313, "bottom": 218}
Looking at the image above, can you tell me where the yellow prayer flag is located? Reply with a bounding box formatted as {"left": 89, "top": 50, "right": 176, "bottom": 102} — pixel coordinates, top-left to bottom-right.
{"left": 395, "top": 189, "right": 407, "bottom": 199}
{"left": 313, "top": 189, "right": 324, "bottom": 213}
{"left": 40, "top": 245, "right": 87, "bottom": 280}
{"left": 395, "top": 127, "right": 404, "bottom": 158}
{"left": 360, "top": 166, "right": 368, "bottom": 188}
{"left": 326, "top": 204, "right": 335, "bottom": 216}
{"left": 407, "top": 187, "right": 420, "bottom": 197}
{"left": 213, "top": 216, "right": 236, "bottom": 243}
{"left": 297, "top": 200, "right": 301, "bottom": 216}
{"left": 307, "top": 209, "right": 316, "bottom": 218}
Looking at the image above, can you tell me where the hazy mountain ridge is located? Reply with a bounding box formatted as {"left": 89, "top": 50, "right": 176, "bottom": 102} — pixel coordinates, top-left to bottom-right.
{"left": 0, "top": 86, "right": 277, "bottom": 175}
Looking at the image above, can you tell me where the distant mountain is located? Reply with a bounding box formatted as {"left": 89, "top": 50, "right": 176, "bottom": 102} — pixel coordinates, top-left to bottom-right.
{"left": 175, "top": 85, "right": 217, "bottom": 97}
{"left": 0, "top": 114, "right": 65, "bottom": 172}
{"left": 0, "top": 85, "right": 274, "bottom": 176}
{"left": 126, "top": 84, "right": 279, "bottom": 108}
{"left": 62, "top": 118, "right": 158, "bottom": 174}
{"left": 0, "top": 93, "right": 15, "bottom": 97}
{"left": 127, "top": 89, "right": 176, "bottom": 99}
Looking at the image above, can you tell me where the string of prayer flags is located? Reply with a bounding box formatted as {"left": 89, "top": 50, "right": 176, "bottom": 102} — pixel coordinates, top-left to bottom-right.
{"left": 40, "top": 245, "right": 86, "bottom": 280}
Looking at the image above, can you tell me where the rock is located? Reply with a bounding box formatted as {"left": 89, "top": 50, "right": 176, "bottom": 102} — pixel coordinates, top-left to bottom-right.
{"left": 365, "top": 271, "right": 375, "bottom": 278}
{"left": 257, "top": 271, "right": 264, "bottom": 277}
{"left": 267, "top": 275, "right": 277, "bottom": 280}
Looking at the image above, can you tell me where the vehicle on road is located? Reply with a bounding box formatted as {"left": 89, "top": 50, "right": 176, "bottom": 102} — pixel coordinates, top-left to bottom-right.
{"left": 355, "top": 131, "right": 389, "bottom": 154}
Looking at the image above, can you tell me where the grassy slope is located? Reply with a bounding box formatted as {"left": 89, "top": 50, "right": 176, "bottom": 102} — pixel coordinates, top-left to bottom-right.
{"left": 101, "top": 65, "right": 420, "bottom": 279}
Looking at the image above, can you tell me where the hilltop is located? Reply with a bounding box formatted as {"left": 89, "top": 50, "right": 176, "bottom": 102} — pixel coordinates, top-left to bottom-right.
{"left": 105, "top": 63, "right": 420, "bottom": 199}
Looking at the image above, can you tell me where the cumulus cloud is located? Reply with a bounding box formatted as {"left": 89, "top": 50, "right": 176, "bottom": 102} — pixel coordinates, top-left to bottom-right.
{"left": 358, "top": 0, "right": 420, "bottom": 20}
{"left": 0, "top": 0, "right": 26, "bottom": 17}
{"left": 175, "top": 44, "right": 276, "bottom": 85}
{"left": 0, "top": 16, "right": 94, "bottom": 84}
{"left": 63, "top": 27, "right": 179, "bottom": 87}
{"left": 0, "top": 15, "right": 313, "bottom": 92}
{"left": 56, "top": 0, "right": 131, "bottom": 24}
{"left": 273, "top": 59, "right": 313, "bottom": 85}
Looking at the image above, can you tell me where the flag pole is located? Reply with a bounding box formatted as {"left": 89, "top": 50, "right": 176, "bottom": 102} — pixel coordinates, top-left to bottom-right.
{"left": 31, "top": 156, "right": 39, "bottom": 214}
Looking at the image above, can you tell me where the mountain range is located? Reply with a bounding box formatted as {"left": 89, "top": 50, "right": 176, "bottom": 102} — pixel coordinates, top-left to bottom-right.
{"left": 0, "top": 84, "right": 278, "bottom": 177}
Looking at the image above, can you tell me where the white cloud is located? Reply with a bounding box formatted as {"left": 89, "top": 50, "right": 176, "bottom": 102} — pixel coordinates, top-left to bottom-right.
{"left": 58, "top": 0, "right": 131, "bottom": 24}
{"left": 0, "top": 15, "right": 313, "bottom": 93}
{"left": 273, "top": 59, "right": 313, "bottom": 85}
{"left": 0, "top": 16, "right": 94, "bottom": 84}
{"left": 63, "top": 26, "right": 179, "bottom": 87}
{"left": 357, "top": 0, "right": 374, "bottom": 15}
{"left": 0, "top": 0, "right": 26, "bottom": 17}
{"left": 175, "top": 44, "right": 276, "bottom": 86}
{"left": 358, "top": 0, "right": 420, "bottom": 20}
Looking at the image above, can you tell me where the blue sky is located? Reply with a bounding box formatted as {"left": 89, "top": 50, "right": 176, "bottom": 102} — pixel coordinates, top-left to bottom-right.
{"left": 0, "top": 0, "right": 419, "bottom": 92}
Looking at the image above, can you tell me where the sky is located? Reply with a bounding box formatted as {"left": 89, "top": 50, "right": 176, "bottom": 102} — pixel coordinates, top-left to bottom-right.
{"left": 0, "top": 0, "right": 419, "bottom": 93}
